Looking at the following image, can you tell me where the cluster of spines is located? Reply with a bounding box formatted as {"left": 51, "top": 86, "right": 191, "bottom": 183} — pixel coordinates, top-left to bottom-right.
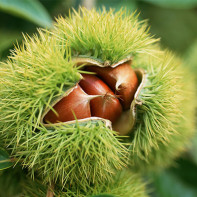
{"left": 54, "top": 7, "right": 158, "bottom": 64}
{"left": 0, "top": 165, "right": 148, "bottom": 197}
{"left": 0, "top": 7, "right": 196, "bottom": 196}
{"left": 0, "top": 27, "right": 129, "bottom": 191}
{"left": 14, "top": 122, "right": 129, "bottom": 187}
{"left": 130, "top": 50, "right": 196, "bottom": 169}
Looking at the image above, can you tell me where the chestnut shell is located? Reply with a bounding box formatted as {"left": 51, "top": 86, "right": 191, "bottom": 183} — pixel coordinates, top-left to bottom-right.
{"left": 41, "top": 57, "right": 147, "bottom": 135}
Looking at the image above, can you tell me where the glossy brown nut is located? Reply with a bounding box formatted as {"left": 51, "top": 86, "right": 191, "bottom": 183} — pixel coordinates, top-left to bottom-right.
{"left": 44, "top": 84, "right": 91, "bottom": 123}
{"left": 86, "top": 63, "right": 139, "bottom": 110}
{"left": 79, "top": 74, "right": 122, "bottom": 123}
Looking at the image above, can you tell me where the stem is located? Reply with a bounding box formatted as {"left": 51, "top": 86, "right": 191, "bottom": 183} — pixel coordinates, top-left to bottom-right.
{"left": 81, "top": 0, "right": 96, "bottom": 9}
{"left": 46, "top": 182, "right": 55, "bottom": 197}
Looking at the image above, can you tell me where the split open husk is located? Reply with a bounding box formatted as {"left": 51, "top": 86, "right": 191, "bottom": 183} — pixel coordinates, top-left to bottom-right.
{"left": 41, "top": 57, "right": 147, "bottom": 136}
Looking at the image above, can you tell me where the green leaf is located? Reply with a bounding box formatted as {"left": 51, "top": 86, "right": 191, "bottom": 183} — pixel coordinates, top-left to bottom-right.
{"left": 0, "top": 148, "right": 13, "bottom": 170}
{"left": 141, "top": 0, "right": 197, "bottom": 9}
{"left": 149, "top": 170, "right": 197, "bottom": 197}
{"left": 0, "top": 0, "right": 52, "bottom": 27}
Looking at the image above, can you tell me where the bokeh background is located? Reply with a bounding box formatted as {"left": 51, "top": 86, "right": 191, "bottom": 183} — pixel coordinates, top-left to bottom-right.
{"left": 0, "top": 0, "right": 197, "bottom": 196}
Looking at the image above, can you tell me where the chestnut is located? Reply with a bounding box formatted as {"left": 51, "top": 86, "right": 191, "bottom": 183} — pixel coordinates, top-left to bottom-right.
{"left": 44, "top": 62, "right": 140, "bottom": 132}
{"left": 44, "top": 84, "right": 92, "bottom": 123}
{"left": 86, "top": 63, "right": 139, "bottom": 110}
{"left": 79, "top": 74, "right": 122, "bottom": 123}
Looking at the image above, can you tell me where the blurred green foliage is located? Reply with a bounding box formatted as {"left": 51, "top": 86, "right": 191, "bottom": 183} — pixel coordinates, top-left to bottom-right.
{"left": 138, "top": 1, "right": 197, "bottom": 55}
{"left": 0, "top": 0, "right": 52, "bottom": 27}
{"left": 96, "top": 0, "right": 137, "bottom": 12}
{"left": 142, "top": 0, "right": 197, "bottom": 9}
{"left": 0, "top": 166, "right": 26, "bottom": 197}
{"left": 0, "top": 0, "right": 72, "bottom": 59}
{"left": 149, "top": 158, "right": 197, "bottom": 197}
{"left": 0, "top": 149, "right": 13, "bottom": 170}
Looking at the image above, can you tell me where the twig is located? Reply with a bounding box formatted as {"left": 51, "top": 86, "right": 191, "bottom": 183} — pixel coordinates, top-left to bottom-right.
{"left": 46, "top": 182, "right": 55, "bottom": 197}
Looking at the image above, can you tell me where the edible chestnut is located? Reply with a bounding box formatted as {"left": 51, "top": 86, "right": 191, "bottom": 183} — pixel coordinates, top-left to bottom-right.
{"left": 44, "top": 62, "right": 139, "bottom": 133}
{"left": 79, "top": 74, "right": 122, "bottom": 123}
{"left": 44, "top": 84, "right": 92, "bottom": 123}
{"left": 86, "top": 63, "right": 138, "bottom": 109}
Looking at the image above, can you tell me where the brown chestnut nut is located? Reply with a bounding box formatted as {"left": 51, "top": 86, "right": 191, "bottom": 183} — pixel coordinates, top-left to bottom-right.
{"left": 79, "top": 74, "right": 122, "bottom": 123}
{"left": 44, "top": 84, "right": 93, "bottom": 123}
{"left": 44, "top": 62, "right": 139, "bottom": 130}
{"left": 86, "top": 63, "right": 138, "bottom": 110}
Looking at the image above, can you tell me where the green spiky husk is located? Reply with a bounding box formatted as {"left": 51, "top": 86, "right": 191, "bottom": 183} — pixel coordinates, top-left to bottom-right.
{"left": 0, "top": 166, "right": 148, "bottom": 197}
{"left": 52, "top": 7, "right": 196, "bottom": 169}
{"left": 0, "top": 7, "right": 196, "bottom": 195}
{"left": 129, "top": 50, "right": 196, "bottom": 170}
{"left": 0, "top": 31, "right": 128, "bottom": 188}
{"left": 21, "top": 169, "right": 148, "bottom": 197}
{"left": 53, "top": 7, "right": 158, "bottom": 64}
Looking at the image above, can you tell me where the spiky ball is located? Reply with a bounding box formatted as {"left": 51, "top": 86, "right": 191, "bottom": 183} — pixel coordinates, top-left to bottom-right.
{"left": 0, "top": 7, "right": 196, "bottom": 195}
{"left": 0, "top": 32, "right": 128, "bottom": 187}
